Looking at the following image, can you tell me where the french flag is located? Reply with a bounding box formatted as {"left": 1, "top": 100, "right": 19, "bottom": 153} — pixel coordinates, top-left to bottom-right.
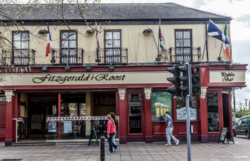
{"left": 46, "top": 25, "right": 52, "bottom": 57}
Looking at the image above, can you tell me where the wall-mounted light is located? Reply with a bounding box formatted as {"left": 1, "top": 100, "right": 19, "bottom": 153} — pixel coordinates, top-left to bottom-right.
{"left": 42, "top": 66, "right": 47, "bottom": 73}
{"left": 155, "top": 58, "right": 161, "bottom": 61}
{"left": 143, "top": 29, "right": 152, "bottom": 33}
{"left": 227, "top": 63, "right": 234, "bottom": 68}
{"left": 38, "top": 30, "right": 48, "bottom": 34}
{"left": 65, "top": 66, "right": 70, "bottom": 70}
{"left": 86, "top": 30, "right": 95, "bottom": 34}
{"left": 109, "top": 66, "right": 114, "bottom": 71}
{"left": 86, "top": 66, "right": 91, "bottom": 72}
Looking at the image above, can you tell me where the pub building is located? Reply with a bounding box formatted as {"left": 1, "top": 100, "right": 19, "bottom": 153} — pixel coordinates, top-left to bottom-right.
{"left": 0, "top": 3, "right": 246, "bottom": 146}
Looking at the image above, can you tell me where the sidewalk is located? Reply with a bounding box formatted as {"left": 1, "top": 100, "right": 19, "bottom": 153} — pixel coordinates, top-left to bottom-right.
{"left": 0, "top": 137, "right": 249, "bottom": 161}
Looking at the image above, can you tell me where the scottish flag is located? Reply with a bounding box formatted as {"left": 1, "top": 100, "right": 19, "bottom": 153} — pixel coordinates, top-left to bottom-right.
{"left": 207, "top": 20, "right": 230, "bottom": 45}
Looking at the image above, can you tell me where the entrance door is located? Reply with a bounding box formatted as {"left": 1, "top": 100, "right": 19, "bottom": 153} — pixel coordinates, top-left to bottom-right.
{"left": 127, "top": 93, "right": 145, "bottom": 142}
{"left": 222, "top": 94, "right": 230, "bottom": 128}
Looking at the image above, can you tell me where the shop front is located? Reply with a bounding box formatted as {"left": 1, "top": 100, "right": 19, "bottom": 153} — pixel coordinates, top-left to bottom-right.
{"left": 0, "top": 65, "right": 246, "bottom": 145}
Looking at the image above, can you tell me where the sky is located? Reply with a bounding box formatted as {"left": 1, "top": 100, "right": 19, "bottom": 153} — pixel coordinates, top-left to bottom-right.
{"left": 100, "top": 0, "right": 250, "bottom": 110}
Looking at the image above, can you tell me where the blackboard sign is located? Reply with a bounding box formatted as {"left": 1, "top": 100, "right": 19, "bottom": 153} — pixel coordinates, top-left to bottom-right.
{"left": 88, "top": 125, "right": 99, "bottom": 146}
{"left": 218, "top": 127, "right": 235, "bottom": 144}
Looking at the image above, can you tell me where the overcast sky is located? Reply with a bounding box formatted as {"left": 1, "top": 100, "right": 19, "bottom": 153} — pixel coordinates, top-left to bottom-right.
{"left": 100, "top": 0, "right": 250, "bottom": 110}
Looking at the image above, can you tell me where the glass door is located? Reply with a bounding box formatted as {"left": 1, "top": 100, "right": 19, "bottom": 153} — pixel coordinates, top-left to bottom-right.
{"left": 128, "top": 94, "right": 142, "bottom": 133}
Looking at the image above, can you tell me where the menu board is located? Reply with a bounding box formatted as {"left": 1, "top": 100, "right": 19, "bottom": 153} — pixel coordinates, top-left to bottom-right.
{"left": 64, "top": 121, "right": 72, "bottom": 133}
{"left": 151, "top": 92, "right": 172, "bottom": 121}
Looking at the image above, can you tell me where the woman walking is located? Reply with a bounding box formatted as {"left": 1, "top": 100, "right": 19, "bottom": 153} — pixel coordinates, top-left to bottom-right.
{"left": 107, "top": 114, "right": 118, "bottom": 154}
{"left": 110, "top": 112, "right": 118, "bottom": 149}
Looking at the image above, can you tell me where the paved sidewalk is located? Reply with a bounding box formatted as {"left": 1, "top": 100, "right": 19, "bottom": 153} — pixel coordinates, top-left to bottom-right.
{"left": 0, "top": 137, "right": 250, "bottom": 161}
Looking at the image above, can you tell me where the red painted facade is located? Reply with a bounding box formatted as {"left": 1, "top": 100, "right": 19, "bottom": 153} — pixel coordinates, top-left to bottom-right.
{"left": 0, "top": 65, "right": 246, "bottom": 145}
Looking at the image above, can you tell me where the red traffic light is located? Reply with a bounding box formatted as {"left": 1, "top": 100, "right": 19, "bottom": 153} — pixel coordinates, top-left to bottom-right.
{"left": 192, "top": 66, "right": 199, "bottom": 74}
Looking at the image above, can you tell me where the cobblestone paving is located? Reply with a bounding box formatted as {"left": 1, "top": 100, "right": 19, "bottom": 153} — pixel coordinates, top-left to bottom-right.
{"left": 0, "top": 137, "right": 250, "bottom": 161}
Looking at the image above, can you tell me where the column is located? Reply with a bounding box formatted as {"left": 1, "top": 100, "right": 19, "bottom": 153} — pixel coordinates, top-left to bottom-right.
{"left": 58, "top": 93, "right": 61, "bottom": 140}
{"left": 12, "top": 93, "right": 19, "bottom": 143}
{"left": 118, "top": 88, "right": 127, "bottom": 144}
{"left": 144, "top": 88, "right": 153, "bottom": 143}
{"left": 5, "top": 90, "right": 14, "bottom": 146}
{"left": 85, "top": 92, "right": 91, "bottom": 136}
{"left": 200, "top": 87, "right": 208, "bottom": 143}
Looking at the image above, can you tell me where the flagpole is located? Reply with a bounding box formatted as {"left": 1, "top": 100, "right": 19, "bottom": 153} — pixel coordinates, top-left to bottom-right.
{"left": 158, "top": 19, "right": 160, "bottom": 58}
{"left": 218, "top": 43, "right": 223, "bottom": 61}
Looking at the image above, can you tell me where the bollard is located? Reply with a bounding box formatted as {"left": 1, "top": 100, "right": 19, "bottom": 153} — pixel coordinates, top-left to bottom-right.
{"left": 100, "top": 136, "right": 105, "bottom": 161}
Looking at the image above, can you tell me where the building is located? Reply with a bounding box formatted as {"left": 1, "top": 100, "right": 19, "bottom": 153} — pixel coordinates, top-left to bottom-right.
{"left": 0, "top": 3, "right": 246, "bottom": 146}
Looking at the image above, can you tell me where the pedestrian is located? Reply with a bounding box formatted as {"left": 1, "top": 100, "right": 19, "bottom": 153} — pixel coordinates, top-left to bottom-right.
{"left": 165, "top": 111, "right": 180, "bottom": 146}
{"left": 110, "top": 112, "right": 119, "bottom": 150}
{"left": 107, "top": 114, "right": 118, "bottom": 154}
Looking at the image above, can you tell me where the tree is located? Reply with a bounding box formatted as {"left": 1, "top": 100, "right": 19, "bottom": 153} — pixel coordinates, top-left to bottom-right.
{"left": 236, "top": 109, "right": 250, "bottom": 118}
{"left": 0, "top": 0, "right": 108, "bottom": 82}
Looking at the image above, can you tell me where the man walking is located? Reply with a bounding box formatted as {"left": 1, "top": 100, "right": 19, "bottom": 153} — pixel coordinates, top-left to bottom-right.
{"left": 165, "top": 111, "right": 180, "bottom": 146}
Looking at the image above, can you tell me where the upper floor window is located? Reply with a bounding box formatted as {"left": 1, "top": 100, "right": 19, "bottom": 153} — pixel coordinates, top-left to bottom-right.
{"left": 175, "top": 29, "right": 192, "bottom": 62}
{"left": 60, "top": 30, "right": 77, "bottom": 64}
{"left": 12, "top": 31, "right": 29, "bottom": 65}
{"left": 105, "top": 30, "right": 121, "bottom": 64}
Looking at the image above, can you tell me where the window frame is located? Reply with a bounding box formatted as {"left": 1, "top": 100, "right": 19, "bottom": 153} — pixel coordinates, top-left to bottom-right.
{"left": 12, "top": 31, "right": 30, "bottom": 65}
{"left": 104, "top": 30, "right": 122, "bottom": 64}
{"left": 174, "top": 29, "right": 193, "bottom": 63}
{"left": 60, "top": 30, "right": 78, "bottom": 64}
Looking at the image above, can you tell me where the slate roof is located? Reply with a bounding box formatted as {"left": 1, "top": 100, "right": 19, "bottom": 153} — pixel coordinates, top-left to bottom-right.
{"left": 0, "top": 3, "right": 231, "bottom": 21}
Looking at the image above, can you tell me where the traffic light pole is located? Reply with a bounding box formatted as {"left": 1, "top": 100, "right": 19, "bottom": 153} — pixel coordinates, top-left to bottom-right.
{"left": 186, "top": 95, "right": 191, "bottom": 161}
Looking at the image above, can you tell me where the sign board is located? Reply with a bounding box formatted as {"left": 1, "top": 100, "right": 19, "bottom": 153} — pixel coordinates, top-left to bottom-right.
{"left": 210, "top": 70, "right": 245, "bottom": 83}
{"left": 218, "top": 127, "right": 235, "bottom": 144}
{"left": 0, "top": 71, "right": 172, "bottom": 86}
{"left": 48, "top": 121, "right": 57, "bottom": 132}
{"left": 64, "top": 121, "right": 72, "bottom": 133}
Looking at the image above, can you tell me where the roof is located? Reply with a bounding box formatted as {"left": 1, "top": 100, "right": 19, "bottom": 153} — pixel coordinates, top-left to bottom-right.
{"left": 0, "top": 3, "right": 231, "bottom": 21}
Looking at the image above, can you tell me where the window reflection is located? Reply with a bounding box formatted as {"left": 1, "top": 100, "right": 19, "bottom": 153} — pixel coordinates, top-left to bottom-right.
{"left": 207, "top": 93, "right": 219, "bottom": 132}
{"left": 176, "top": 96, "right": 197, "bottom": 120}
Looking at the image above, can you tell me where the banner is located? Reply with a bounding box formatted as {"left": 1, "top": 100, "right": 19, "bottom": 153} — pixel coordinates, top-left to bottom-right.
{"left": 151, "top": 91, "right": 172, "bottom": 121}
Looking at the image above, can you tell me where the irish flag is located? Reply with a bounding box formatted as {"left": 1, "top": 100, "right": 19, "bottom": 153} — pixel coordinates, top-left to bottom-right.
{"left": 223, "top": 24, "right": 230, "bottom": 60}
{"left": 159, "top": 19, "right": 165, "bottom": 50}
{"left": 46, "top": 25, "right": 52, "bottom": 57}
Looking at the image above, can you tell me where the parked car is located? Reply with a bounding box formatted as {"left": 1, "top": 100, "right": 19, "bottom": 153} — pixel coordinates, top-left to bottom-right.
{"left": 233, "top": 116, "right": 250, "bottom": 139}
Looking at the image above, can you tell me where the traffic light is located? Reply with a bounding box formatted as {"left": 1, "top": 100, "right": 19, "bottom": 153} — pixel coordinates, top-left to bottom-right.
{"left": 191, "top": 65, "right": 201, "bottom": 95}
{"left": 166, "top": 65, "right": 181, "bottom": 96}
{"left": 178, "top": 64, "right": 190, "bottom": 96}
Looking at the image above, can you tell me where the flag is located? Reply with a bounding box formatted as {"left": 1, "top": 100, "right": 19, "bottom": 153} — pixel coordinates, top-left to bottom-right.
{"left": 223, "top": 24, "right": 230, "bottom": 60}
{"left": 159, "top": 19, "right": 165, "bottom": 50}
{"left": 95, "top": 22, "right": 100, "bottom": 49}
{"left": 207, "top": 20, "right": 230, "bottom": 45}
{"left": 46, "top": 25, "right": 52, "bottom": 57}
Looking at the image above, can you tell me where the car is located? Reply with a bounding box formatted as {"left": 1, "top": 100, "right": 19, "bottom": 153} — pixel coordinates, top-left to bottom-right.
{"left": 233, "top": 116, "right": 250, "bottom": 139}
{"left": 232, "top": 117, "right": 236, "bottom": 126}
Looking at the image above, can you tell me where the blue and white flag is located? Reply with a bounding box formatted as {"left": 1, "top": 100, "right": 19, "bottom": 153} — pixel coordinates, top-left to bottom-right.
{"left": 207, "top": 20, "right": 230, "bottom": 45}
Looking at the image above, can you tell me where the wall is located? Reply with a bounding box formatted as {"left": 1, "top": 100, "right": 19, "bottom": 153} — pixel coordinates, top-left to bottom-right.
{"left": 0, "top": 23, "right": 231, "bottom": 64}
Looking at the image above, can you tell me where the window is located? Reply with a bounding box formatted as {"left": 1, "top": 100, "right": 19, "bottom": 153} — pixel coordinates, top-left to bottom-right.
{"left": 175, "top": 29, "right": 192, "bottom": 62}
{"left": 60, "top": 31, "right": 77, "bottom": 64}
{"left": 105, "top": 30, "right": 121, "bottom": 64}
{"left": 207, "top": 93, "right": 219, "bottom": 132}
{"left": 12, "top": 31, "right": 29, "bottom": 65}
{"left": 176, "top": 96, "right": 197, "bottom": 120}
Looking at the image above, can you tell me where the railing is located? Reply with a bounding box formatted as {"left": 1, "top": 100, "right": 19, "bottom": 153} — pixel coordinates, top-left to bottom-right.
{"left": 51, "top": 48, "right": 84, "bottom": 65}
{"left": 157, "top": 47, "right": 201, "bottom": 64}
{"left": 96, "top": 48, "right": 128, "bottom": 65}
{"left": 1, "top": 49, "right": 35, "bottom": 66}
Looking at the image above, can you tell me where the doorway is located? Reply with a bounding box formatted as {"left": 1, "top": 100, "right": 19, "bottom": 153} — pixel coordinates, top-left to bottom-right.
{"left": 222, "top": 93, "right": 230, "bottom": 128}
